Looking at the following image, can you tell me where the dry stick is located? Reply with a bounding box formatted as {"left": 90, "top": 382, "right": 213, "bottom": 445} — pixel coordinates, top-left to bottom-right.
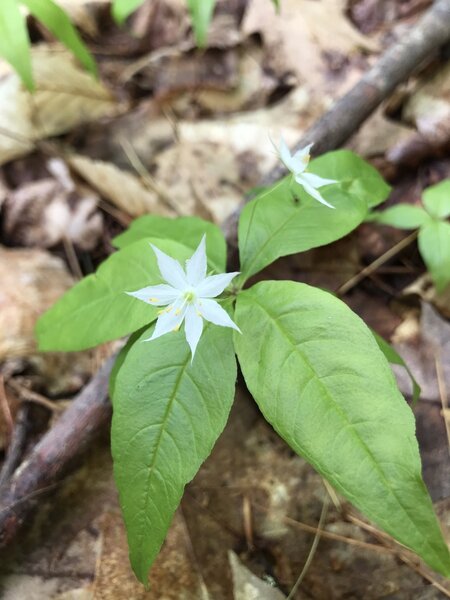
{"left": 336, "top": 230, "right": 418, "bottom": 296}
{"left": 0, "top": 405, "right": 30, "bottom": 490}
{"left": 286, "top": 498, "right": 329, "bottom": 599}
{"left": 435, "top": 354, "right": 450, "bottom": 451}
{"left": 0, "top": 356, "right": 114, "bottom": 548}
{"left": 1, "top": 0, "right": 450, "bottom": 550}
{"left": 0, "top": 376, "right": 13, "bottom": 445}
{"left": 347, "top": 513, "right": 450, "bottom": 597}
{"left": 6, "top": 379, "right": 62, "bottom": 413}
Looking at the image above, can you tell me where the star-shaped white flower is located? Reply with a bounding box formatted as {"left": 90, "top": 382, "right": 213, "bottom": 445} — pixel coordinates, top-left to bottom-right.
{"left": 274, "top": 138, "right": 337, "bottom": 208}
{"left": 126, "top": 236, "right": 240, "bottom": 359}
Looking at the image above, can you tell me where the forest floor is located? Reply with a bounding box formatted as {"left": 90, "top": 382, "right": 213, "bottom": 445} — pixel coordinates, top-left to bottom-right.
{"left": 1, "top": 0, "right": 450, "bottom": 598}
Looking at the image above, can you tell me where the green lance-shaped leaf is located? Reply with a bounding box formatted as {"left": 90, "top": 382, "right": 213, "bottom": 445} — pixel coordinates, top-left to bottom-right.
{"left": 113, "top": 215, "right": 226, "bottom": 272}
{"left": 111, "top": 323, "right": 237, "bottom": 584}
{"left": 419, "top": 221, "right": 450, "bottom": 293}
{"left": 0, "top": 0, "right": 33, "bottom": 90}
{"left": 368, "top": 204, "right": 431, "bottom": 229}
{"left": 238, "top": 179, "right": 366, "bottom": 282}
{"left": 238, "top": 150, "right": 390, "bottom": 282}
{"left": 423, "top": 180, "right": 450, "bottom": 220}
{"left": 22, "top": 0, "right": 96, "bottom": 76}
{"left": 111, "top": 0, "right": 146, "bottom": 23}
{"left": 36, "top": 238, "right": 199, "bottom": 352}
{"left": 234, "top": 281, "right": 450, "bottom": 576}
{"left": 309, "top": 150, "right": 391, "bottom": 209}
{"left": 187, "top": 0, "right": 216, "bottom": 46}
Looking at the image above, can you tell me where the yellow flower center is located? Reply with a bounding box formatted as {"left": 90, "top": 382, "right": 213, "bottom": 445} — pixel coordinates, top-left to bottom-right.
{"left": 184, "top": 291, "right": 196, "bottom": 303}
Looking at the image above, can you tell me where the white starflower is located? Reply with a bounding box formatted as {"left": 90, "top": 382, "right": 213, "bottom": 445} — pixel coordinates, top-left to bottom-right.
{"left": 274, "top": 137, "right": 337, "bottom": 208}
{"left": 126, "top": 235, "right": 241, "bottom": 359}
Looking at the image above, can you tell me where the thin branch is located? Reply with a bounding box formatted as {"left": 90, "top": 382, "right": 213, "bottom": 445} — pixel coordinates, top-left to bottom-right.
{"left": 0, "top": 405, "right": 30, "bottom": 491}
{"left": 0, "top": 356, "right": 114, "bottom": 548}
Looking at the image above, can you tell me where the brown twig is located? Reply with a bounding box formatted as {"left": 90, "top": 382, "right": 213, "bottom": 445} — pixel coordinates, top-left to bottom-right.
{"left": 0, "top": 376, "right": 13, "bottom": 446}
{"left": 0, "top": 405, "right": 30, "bottom": 491}
{"left": 347, "top": 512, "right": 450, "bottom": 597}
{"left": 6, "top": 379, "right": 63, "bottom": 413}
{"left": 336, "top": 231, "right": 418, "bottom": 296}
{"left": 0, "top": 356, "right": 114, "bottom": 548}
{"left": 1, "top": 0, "right": 450, "bottom": 550}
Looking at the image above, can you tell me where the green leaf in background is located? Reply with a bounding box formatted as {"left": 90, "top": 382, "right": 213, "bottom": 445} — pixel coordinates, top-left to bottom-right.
{"left": 418, "top": 221, "right": 450, "bottom": 293}
{"left": 368, "top": 204, "right": 430, "bottom": 229}
{"left": 238, "top": 177, "right": 367, "bottom": 282}
{"left": 113, "top": 215, "right": 226, "bottom": 272}
{"left": 373, "top": 331, "right": 421, "bottom": 403}
{"left": 309, "top": 150, "right": 391, "bottom": 209}
{"left": 0, "top": 0, "right": 33, "bottom": 89}
{"left": 234, "top": 281, "right": 450, "bottom": 576}
{"left": 22, "top": 0, "right": 96, "bottom": 75}
{"left": 272, "top": 0, "right": 280, "bottom": 9}
{"left": 422, "top": 180, "right": 450, "bottom": 220}
{"left": 36, "top": 238, "right": 198, "bottom": 352}
{"left": 112, "top": 322, "right": 236, "bottom": 584}
{"left": 111, "top": 0, "right": 146, "bottom": 24}
{"left": 187, "top": 0, "right": 216, "bottom": 46}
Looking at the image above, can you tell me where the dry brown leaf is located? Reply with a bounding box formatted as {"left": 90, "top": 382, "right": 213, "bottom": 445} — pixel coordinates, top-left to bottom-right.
{"left": 153, "top": 141, "right": 244, "bottom": 224}
{"left": 243, "top": 0, "right": 377, "bottom": 93}
{"left": 404, "top": 274, "right": 450, "bottom": 319}
{"left": 392, "top": 302, "right": 450, "bottom": 402}
{"left": 348, "top": 108, "right": 413, "bottom": 158}
{"left": 0, "top": 45, "right": 120, "bottom": 166}
{"left": 68, "top": 154, "right": 175, "bottom": 218}
{"left": 194, "top": 44, "right": 277, "bottom": 114}
{"left": 3, "top": 160, "right": 103, "bottom": 250}
{"left": 0, "top": 248, "right": 73, "bottom": 360}
{"left": 402, "top": 62, "right": 450, "bottom": 145}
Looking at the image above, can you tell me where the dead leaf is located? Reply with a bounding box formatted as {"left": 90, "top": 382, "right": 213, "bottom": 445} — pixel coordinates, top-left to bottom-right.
{"left": 392, "top": 302, "right": 450, "bottom": 402}
{"left": 243, "top": 0, "right": 377, "bottom": 94}
{"left": 68, "top": 154, "right": 175, "bottom": 218}
{"left": 403, "top": 62, "right": 450, "bottom": 145}
{"left": 348, "top": 108, "right": 413, "bottom": 159}
{"left": 153, "top": 141, "right": 244, "bottom": 224}
{"left": 194, "top": 44, "right": 277, "bottom": 114}
{"left": 3, "top": 160, "right": 103, "bottom": 250}
{"left": 0, "top": 248, "right": 73, "bottom": 360}
{"left": 229, "top": 551, "right": 286, "bottom": 600}
{"left": 0, "top": 45, "right": 120, "bottom": 166}
{"left": 404, "top": 274, "right": 450, "bottom": 319}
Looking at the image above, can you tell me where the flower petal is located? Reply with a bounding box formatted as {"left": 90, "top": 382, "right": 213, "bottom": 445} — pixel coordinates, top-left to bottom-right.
{"left": 126, "top": 284, "right": 180, "bottom": 306}
{"left": 279, "top": 136, "right": 295, "bottom": 169}
{"left": 198, "top": 299, "right": 241, "bottom": 332}
{"left": 196, "top": 272, "right": 239, "bottom": 298}
{"left": 186, "top": 235, "right": 207, "bottom": 286}
{"left": 184, "top": 305, "right": 204, "bottom": 359}
{"left": 144, "top": 301, "right": 188, "bottom": 341}
{"left": 295, "top": 175, "right": 335, "bottom": 209}
{"left": 292, "top": 143, "right": 313, "bottom": 174}
{"left": 151, "top": 244, "right": 188, "bottom": 290}
{"left": 301, "top": 172, "right": 337, "bottom": 189}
